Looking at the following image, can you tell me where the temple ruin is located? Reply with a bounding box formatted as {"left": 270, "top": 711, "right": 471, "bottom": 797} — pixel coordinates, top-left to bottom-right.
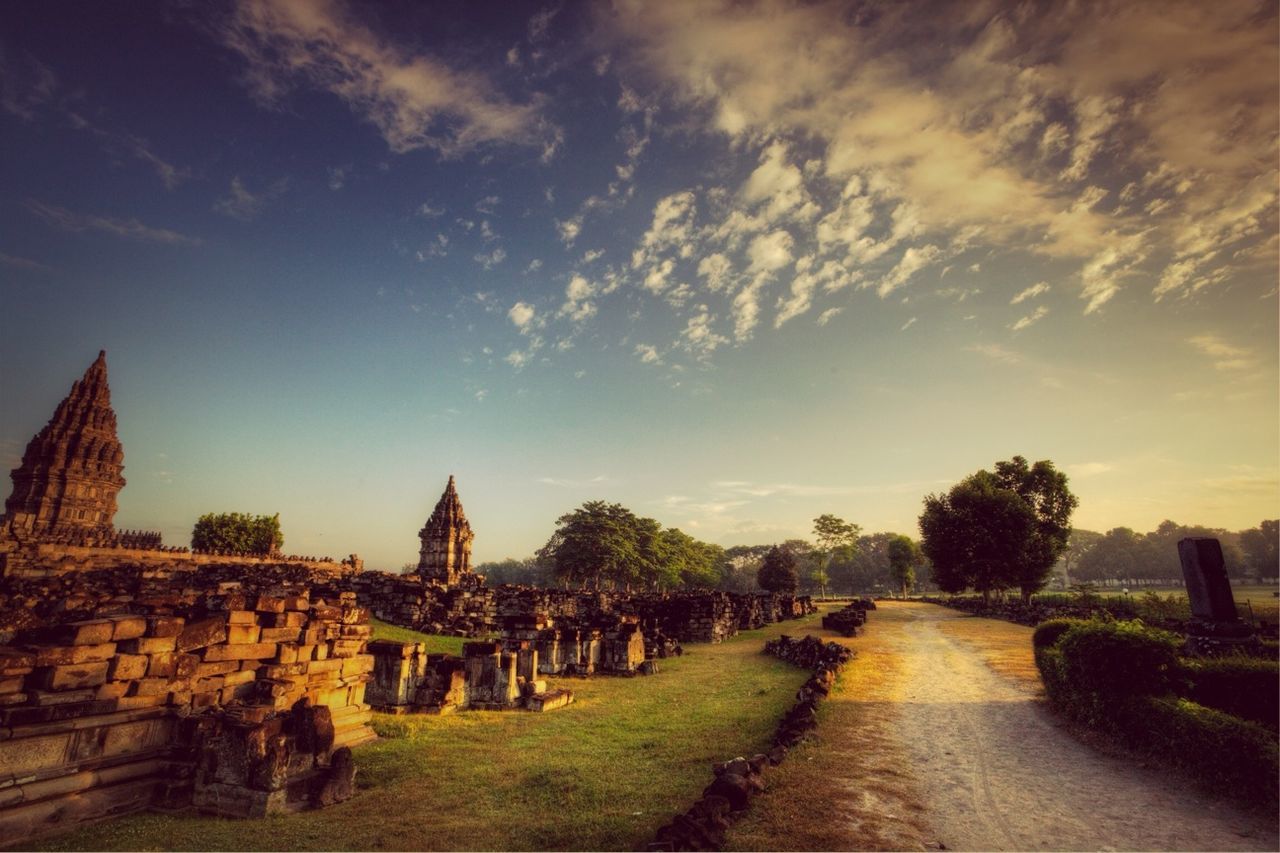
{"left": 417, "top": 475, "right": 476, "bottom": 586}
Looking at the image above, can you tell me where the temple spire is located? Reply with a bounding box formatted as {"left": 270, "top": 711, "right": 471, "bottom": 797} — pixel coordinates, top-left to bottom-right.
{"left": 416, "top": 475, "right": 476, "bottom": 586}
{"left": 2, "top": 351, "right": 127, "bottom": 539}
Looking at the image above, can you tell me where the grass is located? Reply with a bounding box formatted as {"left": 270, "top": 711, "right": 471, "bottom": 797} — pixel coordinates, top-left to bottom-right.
{"left": 30, "top": 615, "right": 824, "bottom": 851}
{"left": 726, "top": 602, "right": 930, "bottom": 851}
{"left": 368, "top": 617, "right": 468, "bottom": 654}
{"left": 1083, "top": 584, "right": 1279, "bottom": 624}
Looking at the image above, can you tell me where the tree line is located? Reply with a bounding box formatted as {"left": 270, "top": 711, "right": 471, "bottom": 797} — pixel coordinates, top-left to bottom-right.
{"left": 1064, "top": 519, "right": 1277, "bottom": 584}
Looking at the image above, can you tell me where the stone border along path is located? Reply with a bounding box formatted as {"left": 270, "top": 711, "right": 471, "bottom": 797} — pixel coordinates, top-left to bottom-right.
{"left": 649, "top": 634, "right": 856, "bottom": 851}
{"left": 874, "top": 602, "right": 1276, "bottom": 852}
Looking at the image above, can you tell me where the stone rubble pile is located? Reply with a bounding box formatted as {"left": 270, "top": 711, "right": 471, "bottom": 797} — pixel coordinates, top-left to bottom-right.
{"left": 819, "top": 597, "right": 875, "bottom": 637}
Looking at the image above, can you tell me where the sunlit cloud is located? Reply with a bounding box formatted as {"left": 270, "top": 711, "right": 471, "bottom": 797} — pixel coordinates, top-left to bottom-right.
{"left": 28, "top": 200, "right": 201, "bottom": 245}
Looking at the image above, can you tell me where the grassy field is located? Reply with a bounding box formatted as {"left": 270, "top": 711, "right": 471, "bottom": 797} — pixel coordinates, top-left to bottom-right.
{"left": 1088, "top": 584, "right": 1279, "bottom": 623}
{"left": 726, "top": 603, "right": 930, "bottom": 851}
{"left": 368, "top": 617, "right": 468, "bottom": 654}
{"left": 32, "top": 615, "right": 823, "bottom": 851}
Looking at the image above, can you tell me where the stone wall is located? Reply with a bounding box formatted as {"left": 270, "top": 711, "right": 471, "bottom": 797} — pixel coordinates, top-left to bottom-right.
{"left": 0, "top": 586, "right": 375, "bottom": 841}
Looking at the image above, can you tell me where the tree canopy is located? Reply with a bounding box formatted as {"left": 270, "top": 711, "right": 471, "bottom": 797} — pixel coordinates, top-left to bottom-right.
{"left": 887, "top": 534, "right": 922, "bottom": 596}
{"left": 536, "top": 501, "right": 727, "bottom": 591}
{"left": 757, "top": 545, "right": 800, "bottom": 593}
{"left": 919, "top": 457, "right": 1077, "bottom": 601}
{"left": 811, "top": 514, "right": 860, "bottom": 598}
{"left": 1072, "top": 520, "right": 1251, "bottom": 583}
{"left": 191, "top": 512, "right": 283, "bottom": 555}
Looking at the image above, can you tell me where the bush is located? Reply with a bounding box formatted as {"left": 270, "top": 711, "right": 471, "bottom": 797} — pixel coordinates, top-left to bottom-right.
{"left": 1033, "top": 617, "right": 1085, "bottom": 649}
{"left": 1178, "top": 656, "right": 1279, "bottom": 731}
{"left": 1055, "top": 620, "right": 1181, "bottom": 700}
{"left": 1135, "top": 696, "right": 1278, "bottom": 803}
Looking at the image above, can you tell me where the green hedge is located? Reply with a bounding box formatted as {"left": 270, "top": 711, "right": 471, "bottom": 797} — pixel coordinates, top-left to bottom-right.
{"left": 1034, "top": 618, "right": 1278, "bottom": 807}
{"left": 1179, "top": 656, "right": 1279, "bottom": 732}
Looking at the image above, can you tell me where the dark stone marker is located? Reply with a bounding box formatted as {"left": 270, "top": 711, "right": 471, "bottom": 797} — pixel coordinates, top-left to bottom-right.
{"left": 1177, "top": 537, "right": 1238, "bottom": 622}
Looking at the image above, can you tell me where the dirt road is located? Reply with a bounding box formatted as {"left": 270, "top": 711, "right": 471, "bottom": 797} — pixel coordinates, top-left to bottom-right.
{"left": 885, "top": 602, "right": 1276, "bottom": 852}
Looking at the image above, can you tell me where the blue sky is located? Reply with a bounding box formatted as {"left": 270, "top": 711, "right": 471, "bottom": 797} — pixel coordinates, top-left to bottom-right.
{"left": 1, "top": 0, "right": 1276, "bottom": 570}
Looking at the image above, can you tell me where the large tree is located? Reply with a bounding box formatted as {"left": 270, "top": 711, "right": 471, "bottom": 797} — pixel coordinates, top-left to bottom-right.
{"left": 919, "top": 470, "right": 1038, "bottom": 601}
{"left": 537, "top": 501, "right": 641, "bottom": 590}
{"left": 887, "top": 534, "right": 922, "bottom": 597}
{"left": 757, "top": 545, "right": 800, "bottom": 594}
{"left": 991, "top": 456, "right": 1079, "bottom": 600}
{"left": 191, "top": 512, "right": 283, "bottom": 555}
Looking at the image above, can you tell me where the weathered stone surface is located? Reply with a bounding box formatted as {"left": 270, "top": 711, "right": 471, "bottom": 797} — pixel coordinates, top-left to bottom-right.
{"left": 177, "top": 618, "right": 228, "bottom": 653}
{"left": 37, "top": 661, "right": 110, "bottom": 690}
{"left": 416, "top": 476, "right": 477, "bottom": 587}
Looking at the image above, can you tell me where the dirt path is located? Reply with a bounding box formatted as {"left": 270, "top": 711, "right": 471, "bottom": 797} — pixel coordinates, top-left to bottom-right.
{"left": 882, "top": 602, "right": 1276, "bottom": 852}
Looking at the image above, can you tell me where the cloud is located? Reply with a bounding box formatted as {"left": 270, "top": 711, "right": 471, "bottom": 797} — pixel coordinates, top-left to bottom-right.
{"left": 415, "top": 233, "right": 449, "bottom": 261}
{"left": 965, "top": 343, "right": 1021, "bottom": 364}
{"left": 681, "top": 304, "right": 728, "bottom": 358}
{"left": 1011, "top": 282, "right": 1050, "bottom": 305}
{"left": 607, "top": 0, "right": 1277, "bottom": 315}
{"left": 559, "top": 274, "right": 597, "bottom": 323}
{"left": 901, "top": 316, "right": 917, "bottom": 331}
{"left": 474, "top": 247, "right": 507, "bottom": 270}
{"left": 1010, "top": 305, "right": 1049, "bottom": 331}
{"left": 214, "top": 175, "right": 287, "bottom": 220}
{"left": 1187, "top": 334, "right": 1258, "bottom": 371}
{"left": 28, "top": 200, "right": 201, "bottom": 245}
{"left": 635, "top": 343, "right": 661, "bottom": 364}
{"left": 327, "top": 165, "right": 350, "bottom": 190}
{"left": 1067, "top": 462, "right": 1113, "bottom": 478}
{"left": 216, "top": 0, "right": 553, "bottom": 157}
{"left": 417, "top": 202, "right": 445, "bottom": 217}
{"left": 816, "top": 307, "right": 842, "bottom": 326}
{"left": 0, "top": 252, "right": 51, "bottom": 272}
{"left": 508, "top": 301, "right": 537, "bottom": 331}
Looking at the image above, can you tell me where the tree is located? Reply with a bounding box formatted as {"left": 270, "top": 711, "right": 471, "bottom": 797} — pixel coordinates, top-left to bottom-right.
{"left": 991, "top": 456, "right": 1079, "bottom": 601}
{"left": 474, "top": 557, "right": 555, "bottom": 586}
{"left": 919, "top": 470, "right": 1037, "bottom": 601}
{"left": 537, "top": 501, "right": 641, "bottom": 590}
{"left": 757, "top": 545, "right": 800, "bottom": 593}
{"left": 1240, "top": 520, "right": 1279, "bottom": 579}
{"left": 887, "top": 534, "right": 921, "bottom": 597}
{"left": 720, "top": 545, "right": 770, "bottom": 592}
{"left": 191, "top": 512, "right": 283, "bottom": 555}
{"left": 812, "top": 514, "right": 861, "bottom": 599}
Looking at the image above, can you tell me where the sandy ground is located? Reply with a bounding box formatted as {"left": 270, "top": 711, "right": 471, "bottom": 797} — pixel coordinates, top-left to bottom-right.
{"left": 880, "top": 602, "right": 1277, "bottom": 852}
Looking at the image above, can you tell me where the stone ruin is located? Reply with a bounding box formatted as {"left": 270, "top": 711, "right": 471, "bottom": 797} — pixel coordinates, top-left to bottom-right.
{"left": 0, "top": 352, "right": 824, "bottom": 843}
{"left": 820, "top": 597, "right": 876, "bottom": 637}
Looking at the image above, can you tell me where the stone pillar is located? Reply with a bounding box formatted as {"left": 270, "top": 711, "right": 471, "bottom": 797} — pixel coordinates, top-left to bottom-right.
{"left": 1177, "top": 538, "right": 1239, "bottom": 622}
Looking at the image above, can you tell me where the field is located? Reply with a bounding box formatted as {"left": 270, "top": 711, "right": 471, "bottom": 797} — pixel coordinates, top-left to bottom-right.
{"left": 32, "top": 615, "right": 823, "bottom": 851}
{"left": 1089, "top": 583, "right": 1279, "bottom": 624}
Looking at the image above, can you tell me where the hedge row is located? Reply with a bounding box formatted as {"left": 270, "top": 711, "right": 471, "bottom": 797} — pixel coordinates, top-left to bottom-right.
{"left": 1034, "top": 618, "right": 1278, "bottom": 806}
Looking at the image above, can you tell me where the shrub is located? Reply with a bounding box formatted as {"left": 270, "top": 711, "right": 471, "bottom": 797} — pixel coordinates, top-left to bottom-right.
{"left": 1178, "top": 656, "right": 1279, "bottom": 731}
{"left": 1033, "top": 617, "right": 1085, "bottom": 650}
{"left": 1134, "top": 696, "right": 1278, "bottom": 804}
{"left": 1055, "top": 620, "right": 1181, "bottom": 700}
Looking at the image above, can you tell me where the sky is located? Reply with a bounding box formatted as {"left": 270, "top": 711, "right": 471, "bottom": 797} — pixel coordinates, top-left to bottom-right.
{"left": 1, "top": 0, "right": 1276, "bottom": 571}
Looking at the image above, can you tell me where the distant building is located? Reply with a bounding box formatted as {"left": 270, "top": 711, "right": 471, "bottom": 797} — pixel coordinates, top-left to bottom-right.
{"left": 417, "top": 475, "right": 477, "bottom": 586}
{"left": 1, "top": 351, "right": 157, "bottom": 547}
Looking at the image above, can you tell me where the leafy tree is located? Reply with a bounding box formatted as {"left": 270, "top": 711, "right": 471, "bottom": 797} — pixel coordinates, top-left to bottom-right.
{"left": 757, "top": 545, "right": 800, "bottom": 593}
{"left": 991, "top": 456, "right": 1079, "bottom": 601}
{"left": 1074, "top": 527, "right": 1152, "bottom": 583}
{"left": 720, "top": 545, "right": 771, "bottom": 592}
{"left": 537, "top": 501, "right": 641, "bottom": 590}
{"left": 474, "top": 556, "right": 555, "bottom": 587}
{"left": 1055, "top": 528, "right": 1103, "bottom": 587}
{"left": 887, "top": 534, "right": 922, "bottom": 597}
{"left": 1240, "top": 520, "right": 1279, "bottom": 579}
{"left": 812, "top": 514, "right": 861, "bottom": 599}
{"left": 191, "top": 512, "right": 283, "bottom": 555}
{"left": 919, "top": 470, "right": 1037, "bottom": 601}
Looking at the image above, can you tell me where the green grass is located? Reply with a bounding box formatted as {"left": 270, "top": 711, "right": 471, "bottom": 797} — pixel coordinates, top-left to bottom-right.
{"left": 31, "top": 615, "right": 824, "bottom": 851}
{"left": 368, "top": 617, "right": 468, "bottom": 654}
{"left": 1090, "top": 584, "right": 1279, "bottom": 624}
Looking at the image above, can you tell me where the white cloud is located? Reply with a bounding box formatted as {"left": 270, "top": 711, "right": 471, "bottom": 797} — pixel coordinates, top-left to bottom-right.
{"left": 508, "top": 301, "right": 536, "bottom": 331}
{"left": 214, "top": 175, "right": 287, "bottom": 221}
{"left": 327, "top": 165, "right": 349, "bottom": 190}
{"left": 697, "top": 253, "right": 734, "bottom": 292}
{"left": 681, "top": 304, "right": 728, "bottom": 357}
{"left": 28, "top": 200, "right": 201, "bottom": 245}
{"left": 1011, "top": 282, "right": 1051, "bottom": 304}
{"left": 1187, "top": 334, "right": 1258, "bottom": 371}
{"left": 556, "top": 215, "right": 582, "bottom": 246}
{"left": 635, "top": 343, "right": 661, "bottom": 364}
{"left": 474, "top": 247, "right": 507, "bottom": 270}
{"left": 966, "top": 343, "right": 1021, "bottom": 364}
{"left": 816, "top": 307, "right": 842, "bottom": 326}
{"left": 877, "top": 244, "right": 940, "bottom": 298}
{"left": 1067, "top": 462, "right": 1113, "bottom": 478}
{"left": 1010, "top": 305, "right": 1049, "bottom": 331}
{"left": 901, "top": 316, "right": 917, "bottom": 331}
{"left": 559, "top": 274, "right": 597, "bottom": 323}
{"left": 0, "top": 252, "right": 51, "bottom": 272}
{"left": 217, "top": 0, "right": 553, "bottom": 157}
{"left": 417, "top": 202, "right": 444, "bottom": 217}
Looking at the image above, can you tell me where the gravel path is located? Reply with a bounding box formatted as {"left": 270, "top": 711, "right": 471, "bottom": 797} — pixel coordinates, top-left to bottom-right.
{"left": 890, "top": 604, "right": 1276, "bottom": 852}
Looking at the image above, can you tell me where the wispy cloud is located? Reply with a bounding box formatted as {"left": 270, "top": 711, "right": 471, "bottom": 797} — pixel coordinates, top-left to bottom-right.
{"left": 213, "top": 176, "right": 287, "bottom": 220}
{"left": 1067, "top": 462, "right": 1113, "bottom": 478}
{"left": 1187, "top": 334, "right": 1258, "bottom": 371}
{"left": 0, "top": 252, "right": 52, "bottom": 272}
{"left": 965, "top": 343, "right": 1021, "bottom": 364}
{"left": 1011, "top": 282, "right": 1050, "bottom": 305}
{"left": 215, "top": 0, "right": 554, "bottom": 157}
{"left": 28, "top": 200, "right": 201, "bottom": 245}
{"left": 1010, "top": 305, "right": 1049, "bottom": 332}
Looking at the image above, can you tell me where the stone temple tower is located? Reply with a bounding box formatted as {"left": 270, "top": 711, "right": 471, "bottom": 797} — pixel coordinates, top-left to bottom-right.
{"left": 2, "top": 351, "right": 127, "bottom": 540}
{"left": 417, "top": 475, "right": 475, "bottom": 586}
